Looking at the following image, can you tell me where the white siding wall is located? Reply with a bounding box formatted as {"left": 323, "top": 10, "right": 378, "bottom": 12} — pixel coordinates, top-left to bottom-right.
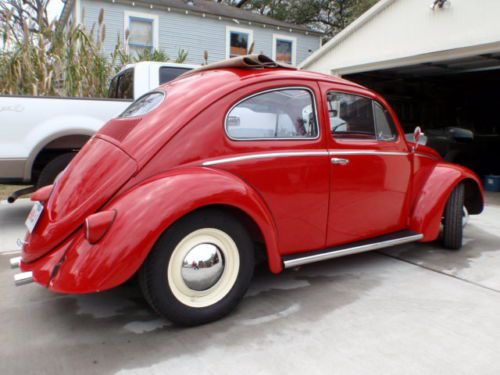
{"left": 302, "top": 0, "right": 500, "bottom": 75}
{"left": 80, "top": 0, "right": 320, "bottom": 65}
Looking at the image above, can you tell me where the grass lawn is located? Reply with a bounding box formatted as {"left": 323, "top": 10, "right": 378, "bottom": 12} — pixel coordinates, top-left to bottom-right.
{"left": 0, "top": 184, "right": 30, "bottom": 201}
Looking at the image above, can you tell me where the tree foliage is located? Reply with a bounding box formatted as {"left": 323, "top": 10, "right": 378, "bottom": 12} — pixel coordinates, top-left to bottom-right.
{"left": 223, "top": 0, "right": 380, "bottom": 41}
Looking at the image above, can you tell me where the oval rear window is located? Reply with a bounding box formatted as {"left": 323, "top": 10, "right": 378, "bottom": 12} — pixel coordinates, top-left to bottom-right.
{"left": 119, "top": 91, "right": 165, "bottom": 118}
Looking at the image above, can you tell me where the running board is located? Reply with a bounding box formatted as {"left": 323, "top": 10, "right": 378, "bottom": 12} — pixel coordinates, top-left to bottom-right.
{"left": 283, "top": 230, "right": 423, "bottom": 269}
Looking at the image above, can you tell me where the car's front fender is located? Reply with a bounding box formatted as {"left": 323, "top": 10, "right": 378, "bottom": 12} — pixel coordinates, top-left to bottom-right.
{"left": 46, "top": 167, "right": 281, "bottom": 293}
{"left": 410, "top": 162, "right": 483, "bottom": 241}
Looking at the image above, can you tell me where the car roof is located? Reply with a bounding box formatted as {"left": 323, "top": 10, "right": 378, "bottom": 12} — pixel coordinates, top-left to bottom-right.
{"left": 176, "top": 55, "right": 365, "bottom": 91}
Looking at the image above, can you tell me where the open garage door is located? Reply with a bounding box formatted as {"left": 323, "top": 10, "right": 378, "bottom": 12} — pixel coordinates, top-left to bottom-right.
{"left": 345, "top": 54, "right": 500, "bottom": 177}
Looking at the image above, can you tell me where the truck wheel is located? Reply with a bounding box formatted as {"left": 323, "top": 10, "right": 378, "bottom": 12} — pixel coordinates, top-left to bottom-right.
{"left": 36, "top": 152, "right": 76, "bottom": 188}
{"left": 442, "top": 183, "right": 465, "bottom": 250}
{"left": 139, "top": 209, "right": 254, "bottom": 326}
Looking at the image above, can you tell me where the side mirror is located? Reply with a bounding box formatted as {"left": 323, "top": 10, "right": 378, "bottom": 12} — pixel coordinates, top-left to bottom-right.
{"left": 413, "top": 126, "right": 424, "bottom": 151}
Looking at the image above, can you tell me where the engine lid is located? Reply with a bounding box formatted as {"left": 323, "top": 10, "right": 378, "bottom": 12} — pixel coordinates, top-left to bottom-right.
{"left": 22, "top": 137, "right": 137, "bottom": 262}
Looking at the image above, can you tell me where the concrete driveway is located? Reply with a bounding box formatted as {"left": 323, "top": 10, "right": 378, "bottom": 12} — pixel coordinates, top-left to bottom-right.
{"left": 1, "top": 195, "right": 499, "bottom": 375}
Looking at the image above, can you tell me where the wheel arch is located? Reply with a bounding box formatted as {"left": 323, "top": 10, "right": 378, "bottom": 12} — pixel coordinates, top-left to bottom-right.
{"left": 462, "top": 177, "right": 483, "bottom": 215}
{"left": 182, "top": 203, "right": 270, "bottom": 265}
{"left": 47, "top": 167, "right": 282, "bottom": 294}
{"left": 410, "top": 163, "right": 484, "bottom": 242}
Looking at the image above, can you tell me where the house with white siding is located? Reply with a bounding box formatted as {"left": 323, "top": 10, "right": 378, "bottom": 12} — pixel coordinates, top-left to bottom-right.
{"left": 60, "top": 0, "right": 322, "bottom": 66}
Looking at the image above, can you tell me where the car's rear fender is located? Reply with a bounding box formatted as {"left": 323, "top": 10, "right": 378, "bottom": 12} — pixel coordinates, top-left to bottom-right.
{"left": 46, "top": 167, "right": 281, "bottom": 293}
{"left": 410, "top": 162, "right": 483, "bottom": 241}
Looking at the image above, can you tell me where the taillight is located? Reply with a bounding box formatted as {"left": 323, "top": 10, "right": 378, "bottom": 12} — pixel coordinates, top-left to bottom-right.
{"left": 31, "top": 185, "right": 54, "bottom": 202}
{"left": 84, "top": 210, "right": 117, "bottom": 244}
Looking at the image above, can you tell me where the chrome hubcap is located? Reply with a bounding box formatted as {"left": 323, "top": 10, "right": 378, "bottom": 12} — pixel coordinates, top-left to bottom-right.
{"left": 181, "top": 243, "right": 225, "bottom": 291}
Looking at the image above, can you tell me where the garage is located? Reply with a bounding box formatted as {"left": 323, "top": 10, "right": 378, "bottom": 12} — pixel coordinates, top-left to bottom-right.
{"left": 300, "top": 0, "right": 500, "bottom": 177}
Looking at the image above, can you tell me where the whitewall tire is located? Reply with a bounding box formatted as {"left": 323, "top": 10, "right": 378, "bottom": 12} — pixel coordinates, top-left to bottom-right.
{"left": 139, "top": 209, "right": 254, "bottom": 326}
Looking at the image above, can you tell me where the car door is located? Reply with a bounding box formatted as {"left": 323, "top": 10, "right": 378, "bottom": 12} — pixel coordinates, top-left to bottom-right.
{"left": 320, "top": 83, "right": 412, "bottom": 247}
{"left": 216, "top": 82, "right": 330, "bottom": 255}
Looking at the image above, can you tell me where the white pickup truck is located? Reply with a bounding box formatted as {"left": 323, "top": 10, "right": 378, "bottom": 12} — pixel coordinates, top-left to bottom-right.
{"left": 0, "top": 61, "right": 197, "bottom": 199}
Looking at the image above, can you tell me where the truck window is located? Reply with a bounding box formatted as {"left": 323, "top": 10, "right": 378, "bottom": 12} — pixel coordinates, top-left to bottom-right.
{"left": 159, "top": 67, "right": 191, "bottom": 84}
{"left": 108, "top": 75, "right": 119, "bottom": 98}
{"left": 116, "top": 69, "right": 134, "bottom": 99}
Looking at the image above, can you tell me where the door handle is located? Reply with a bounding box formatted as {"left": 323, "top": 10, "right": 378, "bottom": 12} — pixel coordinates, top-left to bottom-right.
{"left": 331, "top": 157, "right": 350, "bottom": 165}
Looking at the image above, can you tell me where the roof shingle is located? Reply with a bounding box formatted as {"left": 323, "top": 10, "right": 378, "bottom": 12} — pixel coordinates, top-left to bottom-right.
{"left": 144, "top": 0, "right": 320, "bottom": 34}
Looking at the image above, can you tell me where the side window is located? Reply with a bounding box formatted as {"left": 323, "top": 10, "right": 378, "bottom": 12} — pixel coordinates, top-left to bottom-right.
{"left": 226, "top": 88, "right": 318, "bottom": 140}
{"left": 116, "top": 69, "right": 134, "bottom": 99}
{"left": 108, "top": 75, "right": 118, "bottom": 98}
{"left": 159, "top": 67, "right": 191, "bottom": 84}
{"left": 373, "top": 102, "right": 398, "bottom": 141}
{"left": 328, "top": 92, "right": 375, "bottom": 139}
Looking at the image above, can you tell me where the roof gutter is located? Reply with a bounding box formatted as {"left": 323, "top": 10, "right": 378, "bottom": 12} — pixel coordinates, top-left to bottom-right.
{"left": 299, "top": 0, "right": 397, "bottom": 69}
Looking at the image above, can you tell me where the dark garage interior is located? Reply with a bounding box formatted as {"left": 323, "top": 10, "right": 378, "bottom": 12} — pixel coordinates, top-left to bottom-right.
{"left": 345, "top": 54, "right": 500, "bottom": 177}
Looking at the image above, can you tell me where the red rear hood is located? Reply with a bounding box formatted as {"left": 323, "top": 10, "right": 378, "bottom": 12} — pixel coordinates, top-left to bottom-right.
{"left": 22, "top": 137, "right": 137, "bottom": 262}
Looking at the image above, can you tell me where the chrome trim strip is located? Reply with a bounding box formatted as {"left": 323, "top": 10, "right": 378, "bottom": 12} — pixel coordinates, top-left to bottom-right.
{"left": 329, "top": 150, "right": 409, "bottom": 156}
{"left": 415, "top": 152, "right": 440, "bottom": 160}
{"left": 9, "top": 256, "right": 21, "bottom": 269}
{"left": 283, "top": 233, "right": 423, "bottom": 268}
{"left": 202, "top": 151, "right": 329, "bottom": 166}
{"left": 14, "top": 271, "right": 33, "bottom": 286}
{"left": 224, "top": 86, "right": 321, "bottom": 141}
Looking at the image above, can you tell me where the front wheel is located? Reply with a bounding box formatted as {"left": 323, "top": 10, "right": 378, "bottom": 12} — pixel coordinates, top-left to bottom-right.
{"left": 139, "top": 209, "right": 254, "bottom": 326}
{"left": 442, "top": 183, "right": 465, "bottom": 250}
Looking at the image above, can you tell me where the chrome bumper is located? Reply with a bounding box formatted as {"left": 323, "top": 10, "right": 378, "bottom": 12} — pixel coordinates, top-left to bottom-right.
{"left": 14, "top": 271, "right": 33, "bottom": 286}
{"left": 9, "top": 256, "right": 21, "bottom": 269}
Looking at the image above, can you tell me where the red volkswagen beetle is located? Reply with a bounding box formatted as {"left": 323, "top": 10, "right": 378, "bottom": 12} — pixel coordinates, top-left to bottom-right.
{"left": 12, "top": 55, "right": 483, "bottom": 326}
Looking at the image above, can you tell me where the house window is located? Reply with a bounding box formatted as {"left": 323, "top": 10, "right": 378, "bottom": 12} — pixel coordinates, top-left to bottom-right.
{"left": 226, "top": 27, "right": 253, "bottom": 59}
{"left": 273, "top": 34, "right": 296, "bottom": 65}
{"left": 124, "top": 11, "right": 159, "bottom": 57}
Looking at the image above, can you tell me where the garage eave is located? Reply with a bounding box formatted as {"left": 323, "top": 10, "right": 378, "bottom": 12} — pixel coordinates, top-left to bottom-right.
{"left": 331, "top": 40, "right": 500, "bottom": 77}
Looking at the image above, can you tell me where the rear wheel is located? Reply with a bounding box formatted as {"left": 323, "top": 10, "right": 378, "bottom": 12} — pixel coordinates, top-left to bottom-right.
{"left": 442, "top": 183, "right": 465, "bottom": 250}
{"left": 36, "top": 152, "right": 76, "bottom": 188}
{"left": 139, "top": 209, "right": 254, "bottom": 326}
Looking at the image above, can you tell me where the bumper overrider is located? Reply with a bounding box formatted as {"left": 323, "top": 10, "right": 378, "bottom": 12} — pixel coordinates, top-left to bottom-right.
{"left": 10, "top": 257, "right": 34, "bottom": 286}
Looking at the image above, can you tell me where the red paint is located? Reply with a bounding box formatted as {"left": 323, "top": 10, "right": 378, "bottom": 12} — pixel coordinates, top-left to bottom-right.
{"left": 20, "top": 67, "right": 483, "bottom": 294}
{"left": 31, "top": 184, "right": 53, "bottom": 202}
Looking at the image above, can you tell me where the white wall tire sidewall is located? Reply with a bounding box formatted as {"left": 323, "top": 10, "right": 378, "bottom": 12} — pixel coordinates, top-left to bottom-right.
{"left": 167, "top": 228, "right": 240, "bottom": 308}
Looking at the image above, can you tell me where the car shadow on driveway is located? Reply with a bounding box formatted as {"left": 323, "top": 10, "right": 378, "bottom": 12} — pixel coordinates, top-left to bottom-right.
{"left": 2, "top": 251, "right": 386, "bottom": 374}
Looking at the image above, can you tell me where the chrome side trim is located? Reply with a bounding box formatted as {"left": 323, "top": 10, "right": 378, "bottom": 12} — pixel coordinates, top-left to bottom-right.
{"left": 283, "top": 233, "right": 423, "bottom": 268}
{"left": 9, "top": 256, "right": 21, "bottom": 269}
{"left": 202, "top": 151, "right": 328, "bottom": 166}
{"left": 329, "top": 150, "right": 409, "bottom": 156}
{"left": 415, "top": 152, "right": 440, "bottom": 161}
{"left": 14, "top": 271, "right": 33, "bottom": 286}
